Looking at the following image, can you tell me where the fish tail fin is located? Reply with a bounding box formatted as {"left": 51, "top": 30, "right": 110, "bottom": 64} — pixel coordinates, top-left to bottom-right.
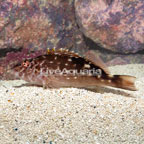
{"left": 108, "top": 75, "right": 137, "bottom": 91}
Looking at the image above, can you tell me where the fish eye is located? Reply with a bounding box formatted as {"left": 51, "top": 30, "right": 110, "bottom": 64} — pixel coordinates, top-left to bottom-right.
{"left": 22, "top": 61, "right": 29, "bottom": 67}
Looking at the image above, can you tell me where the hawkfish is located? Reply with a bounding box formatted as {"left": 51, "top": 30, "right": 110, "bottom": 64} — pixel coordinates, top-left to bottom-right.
{"left": 6, "top": 48, "right": 137, "bottom": 91}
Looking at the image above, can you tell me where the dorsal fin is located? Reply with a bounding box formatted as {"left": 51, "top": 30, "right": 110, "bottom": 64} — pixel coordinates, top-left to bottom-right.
{"left": 47, "top": 48, "right": 56, "bottom": 54}
{"left": 85, "top": 50, "right": 110, "bottom": 75}
{"left": 47, "top": 48, "right": 80, "bottom": 57}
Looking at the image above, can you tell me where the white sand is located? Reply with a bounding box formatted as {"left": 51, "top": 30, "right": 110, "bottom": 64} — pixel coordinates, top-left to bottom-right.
{"left": 0, "top": 64, "right": 144, "bottom": 144}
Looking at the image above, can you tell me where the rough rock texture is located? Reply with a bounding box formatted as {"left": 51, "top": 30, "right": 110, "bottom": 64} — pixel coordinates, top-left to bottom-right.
{"left": 75, "top": 0, "right": 144, "bottom": 54}
{"left": 0, "top": 0, "right": 87, "bottom": 73}
{"left": 85, "top": 37, "right": 144, "bottom": 66}
{"left": 99, "top": 50, "right": 144, "bottom": 66}
{"left": 1, "top": 0, "right": 144, "bottom": 80}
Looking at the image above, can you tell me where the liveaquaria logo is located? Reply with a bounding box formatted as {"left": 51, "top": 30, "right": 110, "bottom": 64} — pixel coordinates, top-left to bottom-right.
{"left": 44, "top": 68, "right": 102, "bottom": 77}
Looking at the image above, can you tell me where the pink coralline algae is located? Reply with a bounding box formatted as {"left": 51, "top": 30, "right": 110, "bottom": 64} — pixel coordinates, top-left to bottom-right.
{"left": 0, "top": 0, "right": 87, "bottom": 79}
{"left": 75, "top": 0, "right": 144, "bottom": 54}
{"left": 0, "top": 0, "right": 144, "bottom": 80}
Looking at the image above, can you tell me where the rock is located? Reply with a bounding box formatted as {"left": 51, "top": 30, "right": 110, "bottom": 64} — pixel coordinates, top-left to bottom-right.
{"left": 84, "top": 37, "right": 144, "bottom": 66}
{"left": 86, "top": 49, "right": 144, "bottom": 66}
{"left": 75, "top": 0, "right": 144, "bottom": 54}
{"left": 0, "top": 0, "right": 87, "bottom": 79}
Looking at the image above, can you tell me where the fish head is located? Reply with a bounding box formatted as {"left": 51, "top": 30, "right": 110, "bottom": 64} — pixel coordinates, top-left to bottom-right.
{"left": 14, "top": 60, "right": 29, "bottom": 71}
{"left": 7, "top": 60, "right": 33, "bottom": 80}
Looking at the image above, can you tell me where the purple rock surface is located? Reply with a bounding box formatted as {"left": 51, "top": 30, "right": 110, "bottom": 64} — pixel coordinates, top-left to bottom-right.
{"left": 75, "top": 0, "right": 144, "bottom": 54}
{"left": 0, "top": 0, "right": 87, "bottom": 79}
{"left": 0, "top": 0, "right": 144, "bottom": 80}
{"left": 84, "top": 37, "right": 144, "bottom": 66}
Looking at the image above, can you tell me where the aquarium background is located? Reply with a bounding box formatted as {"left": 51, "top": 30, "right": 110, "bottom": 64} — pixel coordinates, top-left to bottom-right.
{"left": 0, "top": 1, "right": 144, "bottom": 144}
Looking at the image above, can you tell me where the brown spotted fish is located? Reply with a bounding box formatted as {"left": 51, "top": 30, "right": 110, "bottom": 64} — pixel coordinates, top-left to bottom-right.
{"left": 6, "top": 49, "right": 137, "bottom": 91}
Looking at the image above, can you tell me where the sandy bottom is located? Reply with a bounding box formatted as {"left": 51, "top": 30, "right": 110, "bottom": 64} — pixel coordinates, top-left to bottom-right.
{"left": 0, "top": 64, "right": 144, "bottom": 144}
